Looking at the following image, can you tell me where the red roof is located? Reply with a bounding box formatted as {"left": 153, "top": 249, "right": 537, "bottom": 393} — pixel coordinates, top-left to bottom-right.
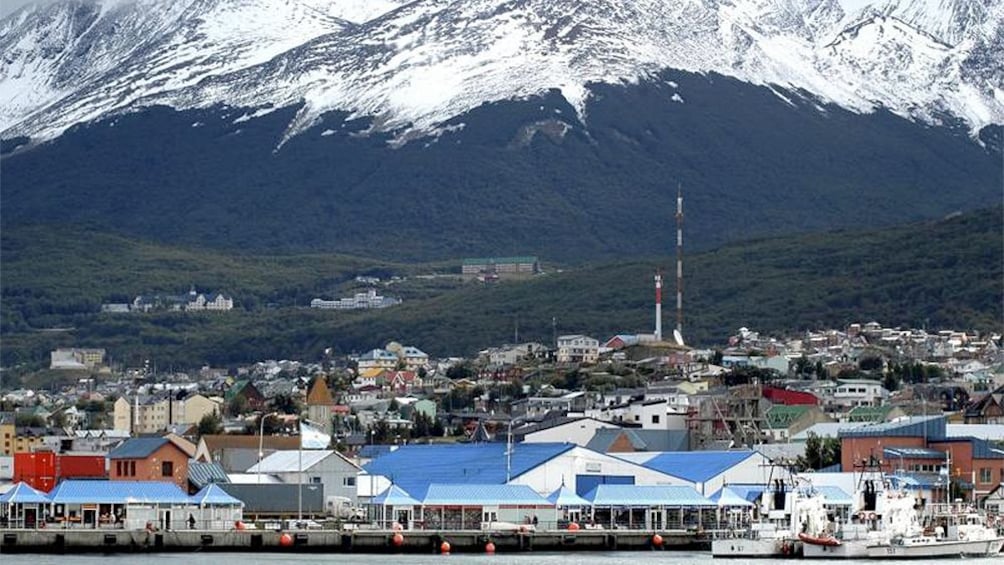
{"left": 763, "top": 386, "right": 819, "bottom": 406}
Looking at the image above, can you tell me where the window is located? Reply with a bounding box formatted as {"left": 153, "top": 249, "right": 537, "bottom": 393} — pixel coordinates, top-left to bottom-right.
{"left": 311, "top": 477, "right": 322, "bottom": 484}
{"left": 161, "top": 461, "right": 173, "bottom": 477}
{"left": 651, "top": 415, "right": 660, "bottom": 424}
{"left": 979, "top": 468, "right": 992, "bottom": 483}
{"left": 343, "top": 477, "right": 356, "bottom": 487}
{"left": 129, "top": 461, "right": 136, "bottom": 476}
{"left": 116, "top": 461, "right": 122, "bottom": 475}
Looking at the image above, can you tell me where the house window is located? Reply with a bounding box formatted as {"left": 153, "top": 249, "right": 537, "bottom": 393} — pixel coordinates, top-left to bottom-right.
{"left": 343, "top": 477, "right": 356, "bottom": 487}
{"left": 652, "top": 415, "right": 660, "bottom": 424}
{"left": 162, "top": 461, "right": 173, "bottom": 477}
{"left": 980, "top": 468, "right": 992, "bottom": 483}
{"left": 130, "top": 461, "right": 136, "bottom": 476}
{"left": 311, "top": 477, "right": 322, "bottom": 484}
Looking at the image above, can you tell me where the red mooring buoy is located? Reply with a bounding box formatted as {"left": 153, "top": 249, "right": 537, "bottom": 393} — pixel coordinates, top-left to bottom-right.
{"left": 392, "top": 533, "right": 404, "bottom": 547}
{"left": 485, "top": 541, "right": 496, "bottom": 554}
{"left": 440, "top": 540, "right": 451, "bottom": 554}
{"left": 279, "top": 533, "right": 294, "bottom": 547}
{"left": 652, "top": 534, "right": 664, "bottom": 547}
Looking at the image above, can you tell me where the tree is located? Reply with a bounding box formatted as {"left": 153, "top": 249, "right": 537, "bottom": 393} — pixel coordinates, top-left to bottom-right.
{"left": 271, "top": 393, "right": 300, "bottom": 415}
{"left": 198, "top": 413, "right": 223, "bottom": 436}
{"left": 882, "top": 372, "right": 900, "bottom": 393}
{"left": 798, "top": 433, "right": 841, "bottom": 471}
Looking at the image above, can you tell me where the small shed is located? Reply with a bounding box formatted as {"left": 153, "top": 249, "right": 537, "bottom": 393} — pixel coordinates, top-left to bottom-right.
{"left": 584, "top": 484, "right": 715, "bottom": 530}
{"left": 419, "top": 484, "right": 555, "bottom": 530}
{"left": 370, "top": 484, "right": 420, "bottom": 529}
{"left": 190, "top": 484, "right": 244, "bottom": 529}
{"left": 0, "top": 482, "right": 49, "bottom": 529}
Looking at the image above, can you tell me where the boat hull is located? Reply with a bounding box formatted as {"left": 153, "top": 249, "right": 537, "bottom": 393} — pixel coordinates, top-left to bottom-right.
{"left": 802, "top": 540, "right": 869, "bottom": 559}
{"left": 712, "top": 538, "right": 800, "bottom": 558}
{"left": 804, "top": 537, "right": 1004, "bottom": 559}
{"left": 867, "top": 537, "right": 1004, "bottom": 559}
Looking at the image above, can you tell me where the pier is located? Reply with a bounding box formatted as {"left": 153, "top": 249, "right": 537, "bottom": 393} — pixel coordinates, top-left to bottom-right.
{"left": 0, "top": 528, "right": 708, "bottom": 554}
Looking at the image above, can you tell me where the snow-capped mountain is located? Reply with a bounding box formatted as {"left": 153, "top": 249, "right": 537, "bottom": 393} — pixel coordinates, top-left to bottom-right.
{"left": 1, "top": 0, "right": 1001, "bottom": 144}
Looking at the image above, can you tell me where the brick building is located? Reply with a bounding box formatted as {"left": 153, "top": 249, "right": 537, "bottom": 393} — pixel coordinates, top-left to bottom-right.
{"left": 108, "top": 437, "right": 190, "bottom": 490}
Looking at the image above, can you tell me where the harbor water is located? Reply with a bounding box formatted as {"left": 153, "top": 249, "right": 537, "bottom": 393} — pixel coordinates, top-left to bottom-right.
{"left": 1, "top": 552, "right": 1002, "bottom": 565}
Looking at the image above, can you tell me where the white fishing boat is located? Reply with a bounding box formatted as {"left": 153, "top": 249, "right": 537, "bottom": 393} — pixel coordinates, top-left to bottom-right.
{"left": 802, "top": 458, "right": 1004, "bottom": 559}
{"left": 712, "top": 475, "right": 830, "bottom": 558}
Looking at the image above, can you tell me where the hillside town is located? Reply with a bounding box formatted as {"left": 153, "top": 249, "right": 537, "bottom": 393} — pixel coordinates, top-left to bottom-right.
{"left": 2, "top": 322, "right": 1003, "bottom": 546}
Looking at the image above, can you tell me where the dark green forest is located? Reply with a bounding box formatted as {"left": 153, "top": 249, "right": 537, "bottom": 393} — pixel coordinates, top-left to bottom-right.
{"left": 3, "top": 71, "right": 1000, "bottom": 262}
{"left": 2, "top": 207, "right": 1000, "bottom": 382}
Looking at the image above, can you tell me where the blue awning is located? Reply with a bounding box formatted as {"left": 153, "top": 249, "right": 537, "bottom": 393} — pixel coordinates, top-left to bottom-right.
{"left": 0, "top": 483, "right": 50, "bottom": 504}
{"left": 710, "top": 486, "right": 755, "bottom": 507}
{"left": 547, "top": 484, "right": 590, "bottom": 507}
{"left": 190, "top": 484, "right": 243, "bottom": 506}
{"left": 585, "top": 485, "right": 715, "bottom": 507}
{"left": 49, "top": 480, "right": 191, "bottom": 505}
{"left": 372, "top": 485, "right": 420, "bottom": 506}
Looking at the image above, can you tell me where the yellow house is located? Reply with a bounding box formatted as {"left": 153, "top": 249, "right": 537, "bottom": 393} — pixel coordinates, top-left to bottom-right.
{"left": 0, "top": 421, "right": 47, "bottom": 455}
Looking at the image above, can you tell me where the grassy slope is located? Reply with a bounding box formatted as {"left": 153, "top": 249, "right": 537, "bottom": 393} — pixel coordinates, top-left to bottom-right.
{"left": 1, "top": 207, "right": 1000, "bottom": 374}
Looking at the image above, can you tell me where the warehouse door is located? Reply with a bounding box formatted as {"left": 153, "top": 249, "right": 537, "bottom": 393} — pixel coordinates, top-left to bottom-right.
{"left": 575, "top": 474, "right": 634, "bottom": 496}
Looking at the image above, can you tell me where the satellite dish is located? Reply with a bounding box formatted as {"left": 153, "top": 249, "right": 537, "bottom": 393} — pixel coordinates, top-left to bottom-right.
{"left": 673, "top": 329, "right": 685, "bottom": 347}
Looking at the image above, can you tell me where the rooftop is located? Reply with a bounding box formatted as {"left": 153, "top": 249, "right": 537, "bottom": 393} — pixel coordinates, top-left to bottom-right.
{"left": 363, "top": 442, "right": 575, "bottom": 498}
{"left": 625, "top": 450, "right": 758, "bottom": 484}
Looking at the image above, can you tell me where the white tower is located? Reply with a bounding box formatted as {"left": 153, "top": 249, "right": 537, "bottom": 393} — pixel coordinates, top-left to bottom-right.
{"left": 654, "top": 271, "right": 663, "bottom": 341}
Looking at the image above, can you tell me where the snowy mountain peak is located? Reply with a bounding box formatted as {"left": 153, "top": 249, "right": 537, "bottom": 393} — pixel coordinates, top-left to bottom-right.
{"left": 1, "top": 0, "right": 1001, "bottom": 144}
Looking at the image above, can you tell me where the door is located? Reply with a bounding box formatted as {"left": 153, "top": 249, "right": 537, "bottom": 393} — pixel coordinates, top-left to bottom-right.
{"left": 650, "top": 508, "right": 665, "bottom": 530}
{"left": 24, "top": 508, "right": 37, "bottom": 529}
{"left": 396, "top": 509, "right": 412, "bottom": 530}
{"left": 83, "top": 509, "right": 97, "bottom": 529}
{"left": 161, "top": 510, "right": 172, "bottom": 531}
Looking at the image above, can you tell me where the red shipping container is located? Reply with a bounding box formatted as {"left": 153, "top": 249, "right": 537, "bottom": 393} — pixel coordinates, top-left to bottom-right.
{"left": 13, "top": 452, "right": 56, "bottom": 492}
{"left": 56, "top": 454, "right": 107, "bottom": 479}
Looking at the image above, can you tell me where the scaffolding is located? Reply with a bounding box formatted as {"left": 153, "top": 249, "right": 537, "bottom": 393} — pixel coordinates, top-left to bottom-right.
{"left": 687, "top": 383, "right": 766, "bottom": 449}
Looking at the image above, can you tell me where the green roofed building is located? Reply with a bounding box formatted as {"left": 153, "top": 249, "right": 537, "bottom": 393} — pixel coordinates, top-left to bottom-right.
{"left": 846, "top": 405, "right": 905, "bottom": 423}
{"left": 462, "top": 256, "right": 540, "bottom": 279}
{"left": 765, "top": 404, "right": 831, "bottom": 441}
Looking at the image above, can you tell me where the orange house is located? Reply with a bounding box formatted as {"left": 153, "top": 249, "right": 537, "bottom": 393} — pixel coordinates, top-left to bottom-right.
{"left": 108, "top": 437, "right": 190, "bottom": 490}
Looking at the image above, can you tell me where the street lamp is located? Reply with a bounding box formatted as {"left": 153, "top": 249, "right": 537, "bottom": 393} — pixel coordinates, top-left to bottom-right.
{"left": 257, "top": 411, "right": 277, "bottom": 486}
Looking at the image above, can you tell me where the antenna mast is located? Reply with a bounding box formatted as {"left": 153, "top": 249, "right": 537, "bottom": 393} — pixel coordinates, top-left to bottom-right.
{"left": 676, "top": 185, "right": 684, "bottom": 335}
{"left": 654, "top": 271, "right": 663, "bottom": 341}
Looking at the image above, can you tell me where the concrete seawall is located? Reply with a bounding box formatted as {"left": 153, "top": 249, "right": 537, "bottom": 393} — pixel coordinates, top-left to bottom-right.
{"left": 0, "top": 528, "right": 708, "bottom": 554}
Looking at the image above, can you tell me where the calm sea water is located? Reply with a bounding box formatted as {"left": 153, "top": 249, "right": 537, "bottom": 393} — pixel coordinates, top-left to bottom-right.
{"left": 2, "top": 553, "right": 1002, "bottom": 565}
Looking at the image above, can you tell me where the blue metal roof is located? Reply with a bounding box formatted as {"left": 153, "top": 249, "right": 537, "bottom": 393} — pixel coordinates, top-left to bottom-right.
{"left": 108, "top": 437, "right": 170, "bottom": 459}
{"left": 190, "top": 484, "right": 243, "bottom": 506}
{"left": 812, "top": 485, "right": 854, "bottom": 506}
{"left": 421, "top": 484, "right": 549, "bottom": 506}
{"left": 0, "top": 482, "right": 50, "bottom": 504}
{"left": 634, "top": 451, "right": 756, "bottom": 483}
{"left": 839, "top": 415, "right": 946, "bottom": 440}
{"left": 883, "top": 447, "right": 947, "bottom": 460}
{"left": 359, "top": 445, "right": 394, "bottom": 460}
{"left": 713, "top": 484, "right": 765, "bottom": 503}
{"left": 188, "top": 461, "right": 230, "bottom": 489}
{"left": 363, "top": 443, "right": 575, "bottom": 497}
{"left": 932, "top": 437, "right": 1004, "bottom": 459}
{"left": 547, "top": 484, "right": 590, "bottom": 507}
{"left": 709, "top": 486, "right": 755, "bottom": 507}
{"left": 584, "top": 485, "right": 715, "bottom": 507}
{"left": 49, "top": 480, "right": 191, "bottom": 504}
{"left": 372, "top": 485, "right": 420, "bottom": 506}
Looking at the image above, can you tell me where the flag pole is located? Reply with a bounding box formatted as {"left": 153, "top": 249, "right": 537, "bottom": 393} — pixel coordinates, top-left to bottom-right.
{"left": 298, "top": 419, "right": 303, "bottom": 523}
